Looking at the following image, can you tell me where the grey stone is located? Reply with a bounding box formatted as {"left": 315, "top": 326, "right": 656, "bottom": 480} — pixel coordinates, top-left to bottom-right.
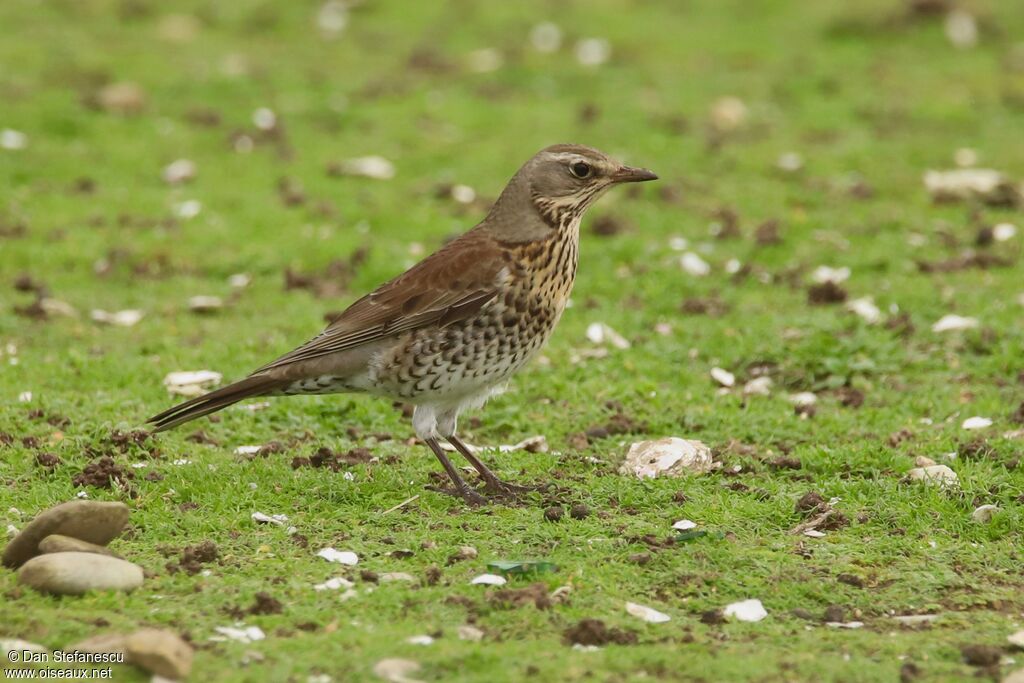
{"left": 39, "top": 534, "right": 123, "bottom": 558}
{"left": 124, "top": 628, "right": 193, "bottom": 680}
{"left": 17, "top": 552, "right": 143, "bottom": 595}
{"left": 2, "top": 500, "right": 129, "bottom": 568}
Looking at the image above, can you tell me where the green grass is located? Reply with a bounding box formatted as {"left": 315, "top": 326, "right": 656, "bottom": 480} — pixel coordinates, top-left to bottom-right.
{"left": 2, "top": 0, "right": 1024, "bottom": 681}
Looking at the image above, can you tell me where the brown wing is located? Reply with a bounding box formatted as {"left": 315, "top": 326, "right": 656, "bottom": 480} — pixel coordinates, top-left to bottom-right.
{"left": 256, "top": 230, "right": 508, "bottom": 372}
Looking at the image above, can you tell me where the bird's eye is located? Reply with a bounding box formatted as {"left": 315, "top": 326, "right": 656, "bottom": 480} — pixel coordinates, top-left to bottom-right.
{"left": 569, "top": 161, "right": 592, "bottom": 179}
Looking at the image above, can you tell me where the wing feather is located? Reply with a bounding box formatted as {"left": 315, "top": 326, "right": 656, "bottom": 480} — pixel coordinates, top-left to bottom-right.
{"left": 256, "top": 232, "right": 506, "bottom": 372}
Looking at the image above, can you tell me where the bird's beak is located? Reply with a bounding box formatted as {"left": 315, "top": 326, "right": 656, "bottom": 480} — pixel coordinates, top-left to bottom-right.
{"left": 611, "top": 165, "right": 659, "bottom": 183}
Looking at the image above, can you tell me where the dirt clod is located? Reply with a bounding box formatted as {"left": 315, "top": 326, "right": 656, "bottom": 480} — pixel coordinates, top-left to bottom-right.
{"left": 72, "top": 457, "right": 134, "bottom": 489}
{"left": 569, "top": 504, "right": 590, "bottom": 520}
{"left": 807, "top": 281, "right": 847, "bottom": 305}
{"left": 960, "top": 644, "right": 1001, "bottom": 667}
{"left": 544, "top": 506, "right": 564, "bottom": 522}
{"left": 823, "top": 605, "right": 845, "bottom": 622}
{"left": 488, "top": 583, "right": 551, "bottom": 610}
{"left": 795, "top": 491, "right": 826, "bottom": 515}
{"left": 563, "top": 619, "right": 637, "bottom": 646}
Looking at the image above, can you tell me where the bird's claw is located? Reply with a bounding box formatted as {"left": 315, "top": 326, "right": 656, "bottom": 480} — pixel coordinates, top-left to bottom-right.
{"left": 426, "top": 484, "right": 489, "bottom": 507}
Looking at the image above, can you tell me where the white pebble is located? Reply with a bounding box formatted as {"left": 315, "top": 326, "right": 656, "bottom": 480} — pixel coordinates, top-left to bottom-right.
{"left": 162, "top": 159, "right": 196, "bottom": 185}
{"left": 961, "top": 416, "right": 992, "bottom": 430}
{"left": 625, "top": 601, "right": 671, "bottom": 623}
{"left": 811, "top": 265, "right": 850, "bottom": 284}
{"left": 932, "top": 314, "right": 978, "bottom": 333}
{"left": 723, "top": 598, "right": 768, "bottom": 622}
{"left": 575, "top": 38, "right": 611, "bottom": 66}
{"left": 971, "top": 504, "right": 999, "bottom": 523}
{"left": 252, "top": 107, "right": 277, "bottom": 131}
{"left": 992, "top": 223, "right": 1017, "bottom": 242}
{"left": 710, "top": 367, "right": 735, "bottom": 387}
{"left": 680, "top": 252, "right": 710, "bottom": 276}
{"left": 1, "top": 129, "right": 28, "bottom": 150}
{"left": 529, "top": 22, "right": 562, "bottom": 53}
{"left": 470, "top": 574, "right": 506, "bottom": 586}
{"left": 316, "top": 548, "right": 358, "bottom": 565}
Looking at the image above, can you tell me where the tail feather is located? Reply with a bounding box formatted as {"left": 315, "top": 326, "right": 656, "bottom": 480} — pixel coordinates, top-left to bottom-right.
{"left": 147, "top": 375, "right": 285, "bottom": 432}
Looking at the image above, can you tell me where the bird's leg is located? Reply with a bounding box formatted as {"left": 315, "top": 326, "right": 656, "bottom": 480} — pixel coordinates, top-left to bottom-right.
{"left": 423, "top": 437, "right": 487, "bottom": 506}
{"left": 445, "top": 434, "right": 544, "bottom": 496}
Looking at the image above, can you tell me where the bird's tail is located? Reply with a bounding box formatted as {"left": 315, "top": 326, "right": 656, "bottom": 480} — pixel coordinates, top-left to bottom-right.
{"left": 147, "top": 374, "right": 286, "bottom": 432}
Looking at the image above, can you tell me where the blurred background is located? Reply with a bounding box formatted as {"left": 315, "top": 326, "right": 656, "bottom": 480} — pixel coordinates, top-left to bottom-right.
{"left": 1, "top": 0, "right": 1022, "bottom": 417}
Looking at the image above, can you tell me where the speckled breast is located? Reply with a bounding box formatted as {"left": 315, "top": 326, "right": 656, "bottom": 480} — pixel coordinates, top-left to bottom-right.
{"left": 372, "top": 225, "right": 580, "bottom": 402}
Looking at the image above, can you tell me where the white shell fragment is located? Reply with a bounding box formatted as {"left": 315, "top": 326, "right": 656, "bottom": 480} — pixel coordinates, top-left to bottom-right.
{"left": 529, "top": 22, "right": 562, "bottom": 53}
{"left": 457, "top": 625, "right": 484, "bottom": 642}
{"left": 313, "top": 577, "right": 354, "bottom": 591}
{"left": 335, "top": 156, "right": 395, "bottom": 180}
{"left": 680, "top": 252, "right": 711, "bottom": 276}
{"left": 811, "top": 266, "right": 850, "bottom": 284}
{"left": 251, "top": 512, "right": 287, "bottom": 526}
{"left": 91, "top": 309, "right": 144, "bottom": 327}
{"left": 174, "top": 200, "right": 201, "bottom": 219}
{"left": 373, "top": 659, "right": 423, "bottom": 683}
{"left": 450, "top": 184, "right": 476, "bottom": 204}
{"left": 710, "top": 367, "right": 735, "bottom": 387}
{"left": 777, "top": 152, "right": 803, "bottom": 173}
{"left": 743, "top": 377, "right": 773, "bottom": 396}
{"left": 923, "top": 169, "right": 1018, "bottom": 204}
{"left": 466, "top": 48, "right": 503, "bottom": 73}
{"left": 228, "top": 273, "right": 251, "bottom": 288}
{"left": 710, "top": 97, "right": 748, "bottom": 131}
{"left": 891, "top": 614, "right": 940, "bottom": 626}
{"left": 574, "top": 38, "right": 610, "bottom": 66}
{"left": 317, "top": 1, "right": 349, "bottom": 37}
{"left": 163, "top": 370, "right": 222, "bottom": 397}
{"left": 316, "top": 548, "right": 358, "bottom": 565}
{"left": 788, "top": 392, "right": 818, "bottom": 407}
{"left": 619, "top": 438, "right": 713, "bottom": 479}
{"left": 470, "top": 574, "right": 506, "bottom": 586}
{"left": 211, "top": 625, "right": 265, "bottom": 644}
{"left": 945, "top": 9, "right": 978, "bottom": 49}
{"left": 162, "top": 159, "right": 196, "bottom": 185}
{"left": 234, "top": 445, "right": 262, "bottom": 456}
{"left": 1008, "top": 630, "right": 1024, "bottom": 649}
{"left": 847, "top": 297, "right": 882, "bottom": 324}
{"left": 188, "top": 295, "right": 223, "bottom": 312}
{"left": 40, "top": 299, "right": 78, "bottom": 317}
{"left": 625, "top": 601, "right": 671, "bottom": 623}
{"left": 971, "top": 505, "right": 999, "bottom": 523}
{"left": 723, "top": 599, "right": 768, "bottom": 623}
{"left": 1, "top": 129, "right": 28, "bottom": 150}
{"left": 252, "top": 107, "right": 277, "bottom": 131}
{"left": 405, "top": 635, "right": 434, "bottom": 646}
{"left": 586, "top": 322, "right": 630, "bottom": 349}
{"left": 827, "top": 621, "right": 865, "bottom": 629}
{"left": 992, "top": 223, "right": 1017, "bottom": 242}
{"left": 672, "top": 519, "right": 697, "bottom": 531}
{"left": 494, "top": 435, "right": 549, "bottom": 453}
{"left": 961, "top": 416, "right": 992, "bottom": 430}
{"left": 932, "top": 314, "right": 979, "bottom": 333}
{"left": 907, "top": 465, "right": 959, "bottom": 488}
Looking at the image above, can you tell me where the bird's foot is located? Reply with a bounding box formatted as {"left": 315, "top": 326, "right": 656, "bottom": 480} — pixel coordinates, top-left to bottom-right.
{"left": 426, "top": 484, "right": 489, "bottom": 507}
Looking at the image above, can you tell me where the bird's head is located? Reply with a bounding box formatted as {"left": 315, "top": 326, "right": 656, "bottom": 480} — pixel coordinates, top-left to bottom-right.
{"left": 485, "top": 143, "right": 657, "bottom": 241}
{"left": 523, "top": 144, "right": 657, "bottom": 225}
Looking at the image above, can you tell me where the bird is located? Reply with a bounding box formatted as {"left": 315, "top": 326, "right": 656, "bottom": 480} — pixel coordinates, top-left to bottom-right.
{"left": 148, "top": 144, "right": 657, "bottom": 504}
